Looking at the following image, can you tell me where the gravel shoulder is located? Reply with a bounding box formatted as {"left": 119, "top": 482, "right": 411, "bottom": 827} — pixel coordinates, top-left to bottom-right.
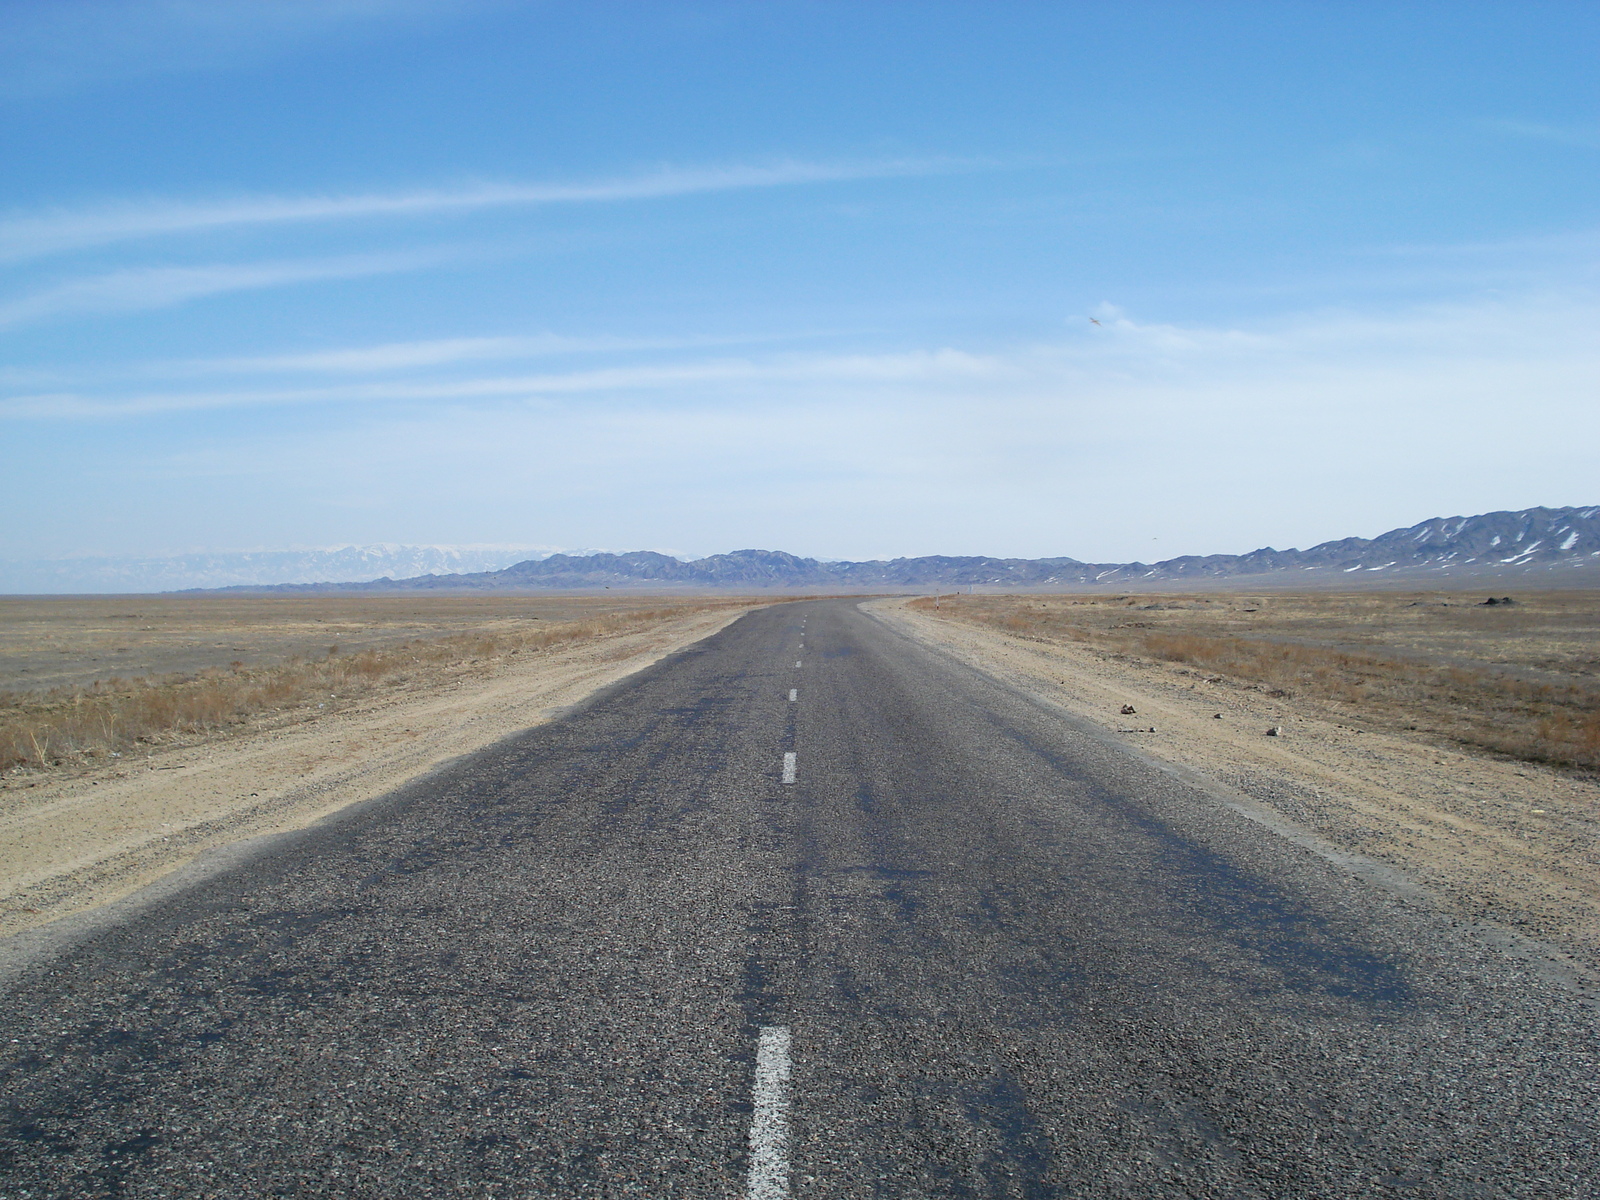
{"left": 877, "top": 597, "right": 1600, "bottom": 975}
{"left": 0, "top": 605, "right": 753, "bottom": 938}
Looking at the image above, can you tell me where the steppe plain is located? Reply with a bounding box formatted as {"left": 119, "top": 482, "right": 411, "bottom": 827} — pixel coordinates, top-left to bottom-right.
{"left": 3, "top": 585, "right": 1598, "bottom": 983}
{"left": 0, "top": 593, "right": 712, "bottom": 693}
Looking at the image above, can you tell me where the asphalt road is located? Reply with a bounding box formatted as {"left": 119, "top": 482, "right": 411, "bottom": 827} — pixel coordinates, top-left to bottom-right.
{"left": 1, "top": 599, "right": 1597, "bottom": 1198}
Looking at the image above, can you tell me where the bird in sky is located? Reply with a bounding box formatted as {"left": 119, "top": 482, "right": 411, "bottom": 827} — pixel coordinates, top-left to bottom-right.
{"left": 1089, "top": 317, "right": 1102, "bottom": 326}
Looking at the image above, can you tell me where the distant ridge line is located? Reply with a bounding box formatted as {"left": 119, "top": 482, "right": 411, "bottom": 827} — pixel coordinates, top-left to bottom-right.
{"left": 199, "top": 505, "right": 1600, "bottom": 592}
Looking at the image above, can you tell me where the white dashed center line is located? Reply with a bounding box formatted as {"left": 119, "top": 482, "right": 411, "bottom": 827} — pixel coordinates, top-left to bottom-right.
{"left": 748, "top": 1026, "right": 793, "bottom": 1200}
{"left": 781, "top": 752, "right": 797, "bottom": 784}
{"left": 789, "top": 689, "right": 798, "bottom": 702}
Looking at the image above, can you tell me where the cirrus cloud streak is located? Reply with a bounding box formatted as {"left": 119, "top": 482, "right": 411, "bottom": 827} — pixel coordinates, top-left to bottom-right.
{"left": 0, "top": 158, "right": 971, "bottom": 263}
{"left": 0, "top": 249, "right": 453, "bottom": 329}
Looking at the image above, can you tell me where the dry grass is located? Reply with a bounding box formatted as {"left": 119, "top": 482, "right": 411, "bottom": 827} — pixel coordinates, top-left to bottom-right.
{"left": 0, "top": 602, "right": 758, "bottom": 772}
{"left": 912, "top": 591, "right": 1600, "bottom": 771}
{"left": 0, "top": 592, "right": 738, "bottom": 694}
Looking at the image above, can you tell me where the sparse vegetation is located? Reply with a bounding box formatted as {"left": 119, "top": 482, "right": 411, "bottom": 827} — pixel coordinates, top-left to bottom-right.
{"left": 0, "top": 602, "right": 758, "bottom": 772}
{"left": 912, "top": 591, "right": 1600, "bottom": 771}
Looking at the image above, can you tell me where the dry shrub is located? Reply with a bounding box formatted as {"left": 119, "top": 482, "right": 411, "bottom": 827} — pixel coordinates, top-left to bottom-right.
{"left": 0, "top": 600, "right": 758, "bottom": 773}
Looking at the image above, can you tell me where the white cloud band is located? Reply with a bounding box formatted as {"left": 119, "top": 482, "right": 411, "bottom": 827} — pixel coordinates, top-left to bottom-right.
{"left": 0, "top": 158, "right": 963, "bottom": 263}
{"left": 0, "top": 250, "right": 448, "bottom": 328}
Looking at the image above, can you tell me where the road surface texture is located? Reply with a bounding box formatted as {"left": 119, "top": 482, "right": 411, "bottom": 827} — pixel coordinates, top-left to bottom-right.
{"left": 1, "top": 599, "right": 1596, "bottom": 1198}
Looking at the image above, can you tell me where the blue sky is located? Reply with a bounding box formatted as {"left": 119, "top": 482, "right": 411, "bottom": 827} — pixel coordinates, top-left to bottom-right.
{"left": 3, "top": 0, "right": 1597, "bottom": 566}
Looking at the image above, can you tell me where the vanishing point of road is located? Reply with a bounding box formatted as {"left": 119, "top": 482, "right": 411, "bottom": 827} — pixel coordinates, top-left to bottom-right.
{"left": 1, "top": 600, "right": 1596, "bottom": 1197}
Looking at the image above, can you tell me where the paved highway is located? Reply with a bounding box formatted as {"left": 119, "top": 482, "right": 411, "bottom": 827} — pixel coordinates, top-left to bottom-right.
{"left": 1, "top": 599, "right": 1597, "bottom": 1197}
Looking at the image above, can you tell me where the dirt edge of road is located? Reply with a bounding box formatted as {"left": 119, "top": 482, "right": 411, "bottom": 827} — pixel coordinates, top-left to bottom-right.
{"left": 873, "top": 598, "right": 1600, "bottom": 984}
{"left": 0, "top": 605, "right": 755, "bottom": 943}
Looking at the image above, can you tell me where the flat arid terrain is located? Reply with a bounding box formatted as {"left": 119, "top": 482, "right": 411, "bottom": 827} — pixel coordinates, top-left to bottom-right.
{"left": 0, "top": 594, "right": 768, "bottom": 937}
{"left": 889, "top": 588, "right": 1600, "bottom": 971}
{"left": 6, "top": 586, "right": 1600, "bottom": 979}
{"left": 0, "top": 593, "right": 719, "bottom": 693}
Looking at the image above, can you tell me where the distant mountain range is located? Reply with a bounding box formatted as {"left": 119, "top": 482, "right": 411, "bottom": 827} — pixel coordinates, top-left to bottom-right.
{"left": 182, "top": 505, "right": 1600, "bottom": 593}
{"left": 4, "top": 507, "right": 1593, "bottom": 594}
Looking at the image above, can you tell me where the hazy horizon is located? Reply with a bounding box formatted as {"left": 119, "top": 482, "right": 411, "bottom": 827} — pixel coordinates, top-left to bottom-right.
{"left": 6, "top": 499, "right": 1598, "bottom": 594}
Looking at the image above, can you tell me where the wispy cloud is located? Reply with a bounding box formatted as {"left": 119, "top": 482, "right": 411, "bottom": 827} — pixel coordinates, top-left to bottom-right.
{"left": 0, "top": 250, "right": 448, "bottom": 329}
{"left": 0, "top": 329, "right": 834, "bottom": 389}
{"left": 0, "top": 350, "right": 994, "bottom": 419}
{"left": 0, "top": 159, "right": 966, "bottom": 263}
{"left": 188, "top": 332, "right": 787, "bottom": 374}
{"left": 9, "top": 289, "right": 1599, "bottom": 422}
